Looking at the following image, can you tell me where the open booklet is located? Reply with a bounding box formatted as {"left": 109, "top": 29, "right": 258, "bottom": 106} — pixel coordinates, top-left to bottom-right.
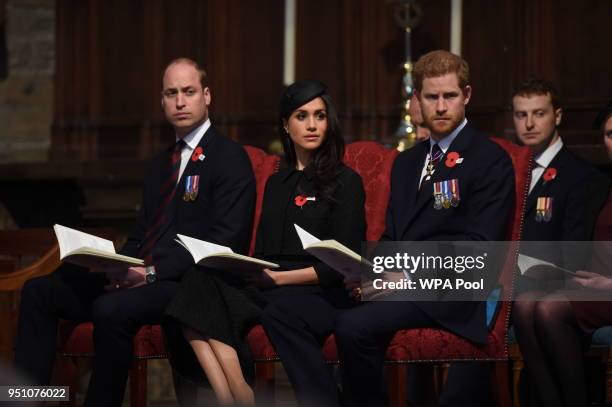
{"left": 53, "top": 224, "right": 144, "bottom": 270}
{"left": 294, "top": 224, "right": 372, "bottom": 280}
{"left": 176, "top": 234, "right": 279, "bottom": 272}
{"left": 517, "top": 253, "right": 577, "bottom": 276}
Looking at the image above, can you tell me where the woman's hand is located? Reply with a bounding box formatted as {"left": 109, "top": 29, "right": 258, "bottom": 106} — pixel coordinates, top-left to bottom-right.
{"left": 571, "top": 271, "right": 612, "bottom": 291}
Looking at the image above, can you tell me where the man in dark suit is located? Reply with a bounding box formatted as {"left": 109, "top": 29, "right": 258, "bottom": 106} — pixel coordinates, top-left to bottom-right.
{"left": 512, "top": 79, "right": 608, "bottom": 267}
{"left": 511, "top": 79, "right": 609, "bottom": 407}
{"left": 334, "top": 50, "right": 515, "bottom": 407}
{"left": 13, "top": 58, "right": 256, "bottom": 406}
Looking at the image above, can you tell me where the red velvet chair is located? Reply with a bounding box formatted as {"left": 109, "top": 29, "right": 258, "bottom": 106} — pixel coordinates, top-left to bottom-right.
{"left": 247, "top": 141, "right": 399, "bottom": 398}
{"left": 381, "top": 137, "right": 531, "bottom": 407}
{"left": 57, "top": 146, "right": 280, "bottom": 407}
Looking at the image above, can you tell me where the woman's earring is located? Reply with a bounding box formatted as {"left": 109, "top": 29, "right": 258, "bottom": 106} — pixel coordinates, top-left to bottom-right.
{"left": 284, "top": 127, "right": 289, "bottom": 134}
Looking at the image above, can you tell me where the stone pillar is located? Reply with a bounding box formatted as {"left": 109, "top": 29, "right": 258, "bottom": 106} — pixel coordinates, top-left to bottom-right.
{"left": 0, "top": 0, "right": 54, "bottom": 163}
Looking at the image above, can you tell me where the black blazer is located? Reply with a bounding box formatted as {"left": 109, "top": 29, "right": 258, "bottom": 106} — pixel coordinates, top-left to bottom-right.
{"left": 384, "top": 124, "right": 515, "bottom": 343}
{"left": 255, "top": 165, "right": 366, "bottom": 290}
{"left": 521, "top": 146, "right": 610, "bottom": 269}
{"left": 120, "top": 126, "right": 256, "bottom": 280}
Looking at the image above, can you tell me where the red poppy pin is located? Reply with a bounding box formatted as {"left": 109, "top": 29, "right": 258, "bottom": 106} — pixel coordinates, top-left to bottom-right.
{"left": 294, "top": 195, "right": 316, "bottom": 208}
{"left": 191, "top": 147, "right": 205, "bottom": 162}
{"left": 543, "top": 167, "right": 557, "bottom": 182}
{"left": 445, "top": 151, "right": 462, "bottom": 168}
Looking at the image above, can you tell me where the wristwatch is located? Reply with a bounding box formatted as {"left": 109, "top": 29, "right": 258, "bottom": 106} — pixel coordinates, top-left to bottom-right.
{"left": 145, "top": 266, "right": 157, "bottom": 284}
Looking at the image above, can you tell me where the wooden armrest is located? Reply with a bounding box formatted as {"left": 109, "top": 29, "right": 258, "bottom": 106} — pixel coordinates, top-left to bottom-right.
{"left": 0, "top": 245, "right": 61, "bottom": 291}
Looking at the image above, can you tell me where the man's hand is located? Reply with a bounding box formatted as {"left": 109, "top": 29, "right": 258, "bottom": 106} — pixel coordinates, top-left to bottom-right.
{"left": 359, "top": 271, "right": 406, "bottom": 300}
{"left": 345, "top": 279, "right": 362, "bottom": 301}
{"left": 572, "top": 271, "right": 612, "bottom": 291}
{"left": 105, "top": 267, "right": 147, "bottom": 290}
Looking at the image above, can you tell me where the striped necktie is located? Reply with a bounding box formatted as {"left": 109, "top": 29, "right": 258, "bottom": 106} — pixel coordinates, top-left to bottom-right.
{"left": 139, "top": 139, "right": 186, "bottom": 264}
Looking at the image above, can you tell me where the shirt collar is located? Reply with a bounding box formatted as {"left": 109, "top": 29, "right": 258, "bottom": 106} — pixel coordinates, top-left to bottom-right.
{"left": 534, "top": 136, "right": 563, "bottom": 168}
{"left": 177, "top": 119, "right": 211, "bottom": 150}
{"left": 280, "top": 165, "right": 314, "bottom": 182}
{"left": 429, "top": 118, "right": 467, "bottom": 153}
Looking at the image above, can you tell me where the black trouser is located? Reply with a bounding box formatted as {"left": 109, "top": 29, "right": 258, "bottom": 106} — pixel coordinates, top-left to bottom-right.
{"left": 262, "top": 294, "right": 343, "bottom": 407}
{"left": 14, "top": 265, "right": 179, "bottom": 406}
{"left": 335, "top": 301, "right": 494, "bottom": 407}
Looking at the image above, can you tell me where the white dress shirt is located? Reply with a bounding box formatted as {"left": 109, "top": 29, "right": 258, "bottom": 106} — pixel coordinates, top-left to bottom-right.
{"left": 529, "top": 137, "right": 563, "bottom": 193}
{"left": 176, "top": 119, "right": 211, "bottom": 183}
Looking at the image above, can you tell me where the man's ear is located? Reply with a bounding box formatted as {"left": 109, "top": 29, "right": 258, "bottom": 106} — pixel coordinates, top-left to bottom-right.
{"left": 462, "top": 85, "right": 472, "bottom": 105}
{"left": 203, "top": 87, "right": 211, "bottom": 106}
{"left": 554, "top": 107, "right": 563, "bottom": 127}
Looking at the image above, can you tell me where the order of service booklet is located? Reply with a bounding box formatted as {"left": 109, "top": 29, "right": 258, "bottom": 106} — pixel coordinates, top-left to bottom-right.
{"left": 176, "top": 234, "right": 279, "bottom": 272}
{"left": 294, "top": 224, "right": 372, "bottom": 279}
{"left": 53, "top": 224, "right": 144, "bottom": 269}
{"left": 517, "top": 253, "right": 577, "bottom": 276}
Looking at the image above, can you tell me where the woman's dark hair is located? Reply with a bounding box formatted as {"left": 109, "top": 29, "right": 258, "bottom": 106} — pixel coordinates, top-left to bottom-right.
{"left": 279, "top": 91, "right": 345, "bottom": 202}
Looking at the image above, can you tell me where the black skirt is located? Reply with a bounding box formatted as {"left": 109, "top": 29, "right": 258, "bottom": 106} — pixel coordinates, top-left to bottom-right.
{"left": 163, "top": 264, "right": 329, "bottom": 384}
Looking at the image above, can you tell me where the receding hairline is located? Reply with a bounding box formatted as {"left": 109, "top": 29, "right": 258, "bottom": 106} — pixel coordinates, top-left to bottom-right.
{"left": 162, "top": 58, "right": 208, "bottom": 89}
{"left": 164, "top": 57, "right": 198, "bottom": 72}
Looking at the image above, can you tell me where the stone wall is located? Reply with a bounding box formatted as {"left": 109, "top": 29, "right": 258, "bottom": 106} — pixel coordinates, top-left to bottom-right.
{"left": 0, "top": 0, "right": 54, "bottom": 163}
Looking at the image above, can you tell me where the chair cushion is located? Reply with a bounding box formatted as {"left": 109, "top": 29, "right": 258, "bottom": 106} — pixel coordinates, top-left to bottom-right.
{"left": 385, "top": 328, "right": 506, "bottom": 361}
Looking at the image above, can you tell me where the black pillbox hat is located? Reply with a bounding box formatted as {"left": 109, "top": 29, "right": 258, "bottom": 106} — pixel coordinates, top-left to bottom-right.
{"left": 280, "top": 80, "right": 327, "bottom": 119}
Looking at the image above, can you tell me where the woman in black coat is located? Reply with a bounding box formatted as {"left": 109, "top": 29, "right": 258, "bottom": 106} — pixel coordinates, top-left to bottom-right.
{"left": 164, "top": 80, "right": 366, "bottom": 405}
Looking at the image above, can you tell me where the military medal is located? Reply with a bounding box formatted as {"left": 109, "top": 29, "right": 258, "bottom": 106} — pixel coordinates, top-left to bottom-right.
{"left": 425, "top": 162, "right": 435, "bottom": 181}
{"left": 433, "top": 182, "right": 443, "bottom": 210}
{"left": 542, "top": 197, "right": 553, "bottom": 222}
{"left": 440, "top": 180, "right": 450, "bottom": 208}
{"left": 536, "top": 197, "right": 553, "bottom": 222}
{"left": 425, "top": 146, "right": 444, "bottom": 181}
{"left": 450, "top": 178, "right": 460, "bottom": 207}
{"left": 433, "top": 179, "right": 461, "bottom": 210}
{"left": 535, "top": 197, "right": 544, "bottom": 222}
{"left": 183, "top": 175, "right": 200, "bottom": 201}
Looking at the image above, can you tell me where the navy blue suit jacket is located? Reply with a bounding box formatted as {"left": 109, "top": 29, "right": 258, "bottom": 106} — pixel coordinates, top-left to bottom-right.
{"left": 120, "top": 126, "right": 256, "bottom": 281}
{"left": 383, "top": 124, "right": 515, "bottom": 343}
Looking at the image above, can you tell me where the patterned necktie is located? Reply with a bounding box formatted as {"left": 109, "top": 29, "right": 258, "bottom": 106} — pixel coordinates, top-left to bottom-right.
{"left": 139, "top": 139, "right": 186, "bottom": 264}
